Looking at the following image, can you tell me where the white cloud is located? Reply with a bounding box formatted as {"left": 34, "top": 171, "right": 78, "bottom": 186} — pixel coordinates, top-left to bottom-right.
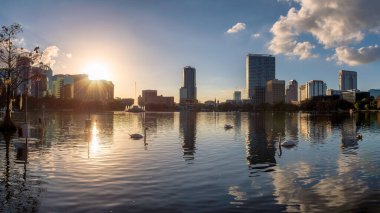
{"left": 66, "top": 53, "right": 72, "bottom": 59}
{"left": 251, "top": 33, "right": 261, "bottom": 38}
{"left": 41, "top": 46, "right": 59, "bottom": 67}
{"left": 269, "top": 0, "right": 380, "bottom": 65}
{"left": 333, "top": 45, "right": 380, "bottom": 66}
{"left": 226, "top": 22, "right": 246, "bottom": 34}
{"left": 293, "top": 41, "right": 318, "bottom": 60}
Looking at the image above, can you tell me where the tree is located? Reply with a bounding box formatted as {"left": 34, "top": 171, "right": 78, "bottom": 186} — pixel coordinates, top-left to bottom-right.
{"left": 0, "top": 23, "right": 41, "bottom": 131}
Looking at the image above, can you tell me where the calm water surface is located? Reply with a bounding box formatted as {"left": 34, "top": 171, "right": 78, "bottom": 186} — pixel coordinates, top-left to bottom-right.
{"left": 1, "top": 112, "right": 380, "bottom": 212}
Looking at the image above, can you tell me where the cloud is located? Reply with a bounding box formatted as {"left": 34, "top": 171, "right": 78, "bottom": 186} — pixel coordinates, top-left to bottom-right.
{"left": 66, "top": 53, "right": 72, "bottom": 59}
{"left": 41, "top": 46, "right": 59, "bottom": 67}
{"left": 226, "top": 22, "right": 246, "bottom": 34}
{"left": 332, "top": 45, "right": 380, "bottom": 66}
{"left": 269, "top": 0, "right": 380, "bottom": 65}
{"left": 251, "top": 33, "right": 261, "bottom": 38}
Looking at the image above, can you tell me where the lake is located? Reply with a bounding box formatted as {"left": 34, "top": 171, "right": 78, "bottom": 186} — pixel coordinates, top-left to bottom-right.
{"left": 1, "top": 111, "right": 380, "bottom": 212}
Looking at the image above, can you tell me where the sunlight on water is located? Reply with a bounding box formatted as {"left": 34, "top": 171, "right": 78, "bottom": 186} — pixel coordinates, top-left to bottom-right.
{"left": 90, "top": 121, "right": 99, "bottom": 154}
{"left": 0, "top": 111, "right": 379, "bottom": 212}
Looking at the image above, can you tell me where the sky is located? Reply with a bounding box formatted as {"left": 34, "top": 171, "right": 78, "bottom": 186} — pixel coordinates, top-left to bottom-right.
{"left": 1, "top": 0, "right": 380, "bottom": 102}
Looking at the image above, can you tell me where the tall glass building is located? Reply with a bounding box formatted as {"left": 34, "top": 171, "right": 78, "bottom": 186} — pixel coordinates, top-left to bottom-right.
{"left": 180, "top": 66, "right": 197, "bottom": 103}
{"left": 339, "top": 70, "right": 357, "bottom": 91}
{"left": 246, "top": 54, "right": 275, "bottom": 104}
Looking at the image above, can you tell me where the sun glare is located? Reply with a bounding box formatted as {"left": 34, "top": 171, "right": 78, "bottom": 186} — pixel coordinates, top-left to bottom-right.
{"left": 83, "top": 62, "right": 111, "bottom": 80}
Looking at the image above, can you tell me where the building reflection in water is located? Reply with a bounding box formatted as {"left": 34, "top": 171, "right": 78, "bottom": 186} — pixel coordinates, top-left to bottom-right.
{"left": 246, "top": 112, "right": 284, "bottom": 171}
{"left": 285, "top": 112, "right": 298, "bottom": 142}
{"left": 271, "top": 114, "right": 371, "bottom": 212}
{"left": 298, "top": 113, "right": 332, "bottom": 142}
{"left": 0, "top": 133, "right": 40, "bottom": 212}
{"left": 179, "top": 111, "right": 197, "bottom": 161}
{"left": 341, "top": 116, "right": 358, "bottom": 148}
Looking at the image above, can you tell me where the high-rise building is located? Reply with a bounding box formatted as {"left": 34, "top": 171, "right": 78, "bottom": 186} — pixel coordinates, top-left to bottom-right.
{"left": 233, "top": 91, "right": 241, "bottom": 101}
{"left": 306, "top": 80, "right": 327, "bottom": 99}
{"left": 38, "top": 65, "right": 53, "bottom": 96}
{"left": 86, "top": 80, "right": 114, "bottom": 101}
{"left": 339, "top": 70, "right": 357, "bottom": 91}
{"left": 246, "top": 54, "right": 275, "bottom": 105}
{"left": 72, "top": 74, "right": 90, "bottom": 100}
{"left": 52, "top": 74, "right": 64, "bottom": 98}
{"left": 265, "top": 79, "right": 285, "bottom": 104}
{"left": 298, "top": 84, "right": 307, "bottom": 102}
{"left": 180, "top": 66, "right": 197, "bottom": 104}
{"left": 52, "top": 74, "right": 74, "bottom": 99}
{"left": 285, "top": 80, "right": 298, "bottom": 103}
{"left": 30, "top": 67, "right": 48, "bottom": 98}
{"left": 16, "top": 56, "right": 32, "bottom": 95}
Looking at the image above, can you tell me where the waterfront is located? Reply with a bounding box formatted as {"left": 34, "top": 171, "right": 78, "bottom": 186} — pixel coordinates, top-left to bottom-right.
{"left": 1, "top": 112, "right": 380, "bottom": 212}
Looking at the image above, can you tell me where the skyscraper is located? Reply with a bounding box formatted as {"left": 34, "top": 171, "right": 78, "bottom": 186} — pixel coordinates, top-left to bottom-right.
{"left": 246, "top": 54, "right": 275, "bottom": 105}
{"left": 339, "top": 70, "right": 357, "bottom": 91}
{"left": 285, "top": 80, "right": 298, "bottom": 103}
{"left": 265, "top": 79, "right": 285, "bottom": 104}
{"left": 180, "top": 66, "right": 197, "bottom": 104}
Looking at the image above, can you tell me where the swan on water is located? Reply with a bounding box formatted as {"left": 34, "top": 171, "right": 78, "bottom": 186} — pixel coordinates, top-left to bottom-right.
{"left": 281, "top": 140, "right": 296, "bottom": 147}
{"left": 130, "top": 127, "right": 148, "bottom": 139}
{"left": 278, "top": 135, "right": 296, "bottom": 147}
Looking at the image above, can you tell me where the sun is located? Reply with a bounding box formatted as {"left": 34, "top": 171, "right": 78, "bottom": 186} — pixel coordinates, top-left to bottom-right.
{"left": 83, "top": 61, "right": 111, "bottom": 81}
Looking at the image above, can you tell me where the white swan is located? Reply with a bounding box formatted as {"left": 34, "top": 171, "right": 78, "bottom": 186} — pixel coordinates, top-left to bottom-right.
{"left": 281, "top": 140, "right": 296, "bottom": 147}
{"left": 130, "top": 127, "right": 148, "bottom": 140}
{"left": 278, "top": 135, "right": 296, "bottom": 147}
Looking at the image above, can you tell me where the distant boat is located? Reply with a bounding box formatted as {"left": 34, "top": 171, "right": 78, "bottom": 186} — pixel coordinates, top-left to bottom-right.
{"left": 126, "top": 105, "right": 145, "bottom": 113}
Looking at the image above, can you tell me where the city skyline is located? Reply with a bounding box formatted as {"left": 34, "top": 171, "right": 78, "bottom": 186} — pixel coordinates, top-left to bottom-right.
{"left": 1, "top": 0, "right": 380, "bottom": 102}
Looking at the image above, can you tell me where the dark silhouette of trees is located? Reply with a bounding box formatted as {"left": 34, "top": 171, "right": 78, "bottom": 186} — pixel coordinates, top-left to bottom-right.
{"left": 0, "top": 23, "right": 41, "bottom": 131}
{"left": 299, "top": 99, "right": 353, "bottom": 112}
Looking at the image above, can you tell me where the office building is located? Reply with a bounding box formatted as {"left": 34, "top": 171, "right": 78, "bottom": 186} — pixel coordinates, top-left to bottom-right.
{"left": 30, "top": 67, "right": 48, "bottom": 98}
{"left": 285, "top": 80, "right": 298, "bottom": 103}
{"left": 341, "top": 90, "right": 370, "bottom": 103}
{"left": 16, "top": 56, "right": 32, "bottom": 95}
{"left": 51, "top": 74, "right": 75, "bottom": 99}
{"left": 300, "top": 80, "right": 327, "bottom": 100}
{"left": 307, "top": 80, "right": 327, "bottom": 98}
{"left": 326, "top": 89, "right": 341, "bottom": 96}
{"left": 52, "top": 74, "right": 64, "bottom": 98}
{"left": 246, "top": 54, "right": 275, "bottom": 105}
{"left": 72, "top": 74, "right": 90, "bottom": 100}
{"left": 138, "top": 90, "right": 174, "bottom": 107}
{"left": 339, "top": 70, "right": 357, "bottom": 91}
{"left": 298, "top": 84, "right": 307, "bottom": 102}
{"left": 233, "top": 91, "right": 241, "bottom": 101}
{"left": 86, "top": 80, "right": 114, "bottom": 101}
{"left": 265, "top": 79, "right": 285, "bottom": 104}
{"left": 180, "top": 66, "right": 197, "bottom": 104}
